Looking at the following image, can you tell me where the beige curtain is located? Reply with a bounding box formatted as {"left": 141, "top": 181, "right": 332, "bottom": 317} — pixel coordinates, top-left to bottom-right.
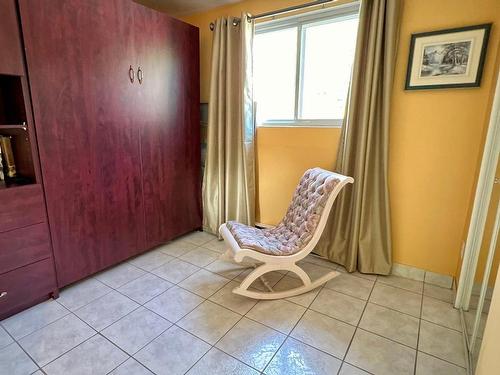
{"left": 316, "top": 0, "right": 402, "bottom": 274}
{"left": 203, "top": 14, "right": 256, "bottom": 235}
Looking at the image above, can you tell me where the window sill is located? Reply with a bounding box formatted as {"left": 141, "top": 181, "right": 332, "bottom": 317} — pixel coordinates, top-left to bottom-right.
{"left": 257, "top": 123, "right": 342, "bottom": 129}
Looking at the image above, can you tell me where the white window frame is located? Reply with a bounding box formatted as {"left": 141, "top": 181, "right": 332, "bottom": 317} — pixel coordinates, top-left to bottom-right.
{"left": 255, "top": 2, "right": 360, "bottom": 128}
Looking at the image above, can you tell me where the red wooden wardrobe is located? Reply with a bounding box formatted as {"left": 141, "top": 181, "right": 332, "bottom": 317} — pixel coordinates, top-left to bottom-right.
{"left": 17, "top": 0, "right": 202, "bottom": 288}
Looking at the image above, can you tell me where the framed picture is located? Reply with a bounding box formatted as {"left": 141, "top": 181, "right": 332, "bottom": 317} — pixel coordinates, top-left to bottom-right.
{"left": 405, "top": 24, "right": 491, "bottom": 90}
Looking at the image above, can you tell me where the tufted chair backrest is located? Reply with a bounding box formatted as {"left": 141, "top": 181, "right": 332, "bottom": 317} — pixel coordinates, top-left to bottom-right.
{"left": 272, "top": 168, "right": 341, "bottom": 249}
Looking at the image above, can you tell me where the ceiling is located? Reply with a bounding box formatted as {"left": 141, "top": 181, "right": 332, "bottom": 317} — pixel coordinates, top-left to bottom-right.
{"left": 134, "top": 0, "right": 242, "bottom": 16}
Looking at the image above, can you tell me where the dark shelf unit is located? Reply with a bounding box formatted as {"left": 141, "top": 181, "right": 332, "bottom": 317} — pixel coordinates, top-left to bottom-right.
{"left": 0, "top": 75, "right": 37, "bottom": 187}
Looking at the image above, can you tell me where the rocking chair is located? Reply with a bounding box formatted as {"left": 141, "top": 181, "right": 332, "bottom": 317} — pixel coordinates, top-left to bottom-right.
{"left": 219, "top": 167, "right": 354, "bottom": 300}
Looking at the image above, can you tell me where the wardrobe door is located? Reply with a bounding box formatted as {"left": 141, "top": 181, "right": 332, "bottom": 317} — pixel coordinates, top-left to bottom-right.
{"left": 0, "top": 0, "right": 24, "bottom": 75}
{"left": 19, "top": 0, "right": 145, "bottom": 287}
{"left": 135, "top": 8, "right": 201, "bottom": 248}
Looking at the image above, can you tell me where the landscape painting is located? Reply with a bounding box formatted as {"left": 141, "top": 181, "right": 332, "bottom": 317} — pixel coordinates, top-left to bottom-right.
{"left": 405, "top": 24, "right": 491, "bottom": 90}
{"left": 420, "top": 40, "right": 471, "bottom": 77}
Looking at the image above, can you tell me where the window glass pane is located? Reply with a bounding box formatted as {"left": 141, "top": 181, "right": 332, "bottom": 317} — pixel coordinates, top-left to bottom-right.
{"left": 300, "top": 16, "right": 358, "bottom": 120}
{"left": 254, "top": 27, "right": 297, "bottom": 122}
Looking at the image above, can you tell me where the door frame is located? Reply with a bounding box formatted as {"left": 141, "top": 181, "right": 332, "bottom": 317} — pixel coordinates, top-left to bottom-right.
{"left": 455, "top": 73, "right": 500, "bottom": 309}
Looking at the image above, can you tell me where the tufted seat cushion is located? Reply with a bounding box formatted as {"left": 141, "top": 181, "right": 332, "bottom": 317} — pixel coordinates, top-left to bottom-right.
{"left": 226, "top": 168, "right": 340, "bottom": 256}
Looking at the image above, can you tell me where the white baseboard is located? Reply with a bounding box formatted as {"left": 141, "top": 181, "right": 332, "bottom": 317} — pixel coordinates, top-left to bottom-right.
{"left": 392, "top": 263, "right": 454, "bottom": 289}
{"left": 391, "top": 263, "right": 425, "bottom": 281}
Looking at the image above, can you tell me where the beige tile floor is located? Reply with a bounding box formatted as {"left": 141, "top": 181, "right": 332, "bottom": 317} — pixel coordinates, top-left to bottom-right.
{"left": 0, "top": 231, "right": 467, "bottom": 375}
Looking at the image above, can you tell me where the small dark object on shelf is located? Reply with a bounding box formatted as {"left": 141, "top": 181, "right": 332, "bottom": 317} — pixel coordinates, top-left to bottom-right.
{"left": 4, "top": 174, "right": 32, "bottom": 187}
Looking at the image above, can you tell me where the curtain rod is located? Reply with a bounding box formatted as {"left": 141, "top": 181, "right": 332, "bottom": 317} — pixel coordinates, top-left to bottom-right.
{"left": 209, "top": 0, "right": 335, "bottom": 30}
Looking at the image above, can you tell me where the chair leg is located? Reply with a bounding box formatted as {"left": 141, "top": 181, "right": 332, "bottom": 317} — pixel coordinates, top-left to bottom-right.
{"left": 221, "top": 249, "right": 258, "bottom": 268}
{"left": 220, "top": 249, "right": 274, "bottom": 289}
{"left": 232, "top": 261, "right": 340, "bottom": 300}
{"left": 288, "top": 264, "right": 312, "bottom": 287}
{"left": 239, "top": 263, "right": 277, "bottom": 291}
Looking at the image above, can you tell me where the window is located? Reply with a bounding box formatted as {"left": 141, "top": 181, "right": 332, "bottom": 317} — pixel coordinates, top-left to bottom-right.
{"left": 254, "top": 4, "right": 359, "bottom": 126}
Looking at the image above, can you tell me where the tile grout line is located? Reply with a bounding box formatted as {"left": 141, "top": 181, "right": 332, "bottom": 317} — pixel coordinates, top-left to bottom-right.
{"left": 178, "top": 269, "right": 273, "bottom": 375}
{"left": 38, "top": 333, "right": 100, "bottom": 371}
{"left": 241, "top": 313, "right": 350, "bottom": 364}
{"left": 0, "top": 320, "right": 45, "bottom": 374}
{"left": 419, "top": 317, "right": 463, "bottom": 334}
{"left": 94, "top": 263, "right": 149, "bottom": 289}
{"left": 321, "top": 284, "right": 374, "bottom": 303}
{"left": 181, "top": 268, "right": 314, "bottom": 374}
{"left": 360, "top": 299, "right": 420, "bottom": 319}
{"left": 1, "top": 299, "right": 79, "bottom": 373}
{"left": 56, "top": 277, "right": 116, "bottom": 311}
{"left": 284, "top": 287, "right": 429, "bottom": 354}
{"left": 413, "top": 286, "right": 425, "bottom": 375}
{"left": 100, "top": 310, "right": 173, "bottom": 370}
{"left": 209, "top": 269, "right": 291, "bottom": 374}
{"left": 133, "top": 244, "right": 261, "bottom": 373}
{"left": 364, "top": 288, "right": 464, "bottom": 334}
{"left": 80, "top": 239, "right": 218, "bottom": 374}
{"left": 176, "top": 321, "right": 263, "bottom": 375}
{"left": 42, "top": 293, "right": 141, "bottom": 371}
{"left": 34, "top": 248, "right": 198, "bottom": 371}
{"left": 417, "top": 350, "right": 468, "bottom": 370}
{"left": 91, "top": 332, "right": 131, "bottom": 374}
{"left": 204, "top": 267, "right": 327, "bottom": 373}
{"left": 341, "top": 361, "right": 376, "bottom": 375}
{"left": 413, "top": 297, "right": 468, "bottom": 370}
{"left": 260, "top": 278, "right": 331, "bottom": 374}
{"left": 352, "top": 295, "right": 464, "bottom": 369}
{"left": 339, "top": 271, "right": 377, "bottom": 374}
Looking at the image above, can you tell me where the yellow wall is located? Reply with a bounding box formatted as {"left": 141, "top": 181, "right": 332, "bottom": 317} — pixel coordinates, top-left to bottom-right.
{"left": 389, "top": 0, "right": 499, "bottom": 275}
{"left": 256, "top": 127, "right": 341, "bottom": 224}
{"left": 182, "top": 0, "right": 500, "bottom": 276}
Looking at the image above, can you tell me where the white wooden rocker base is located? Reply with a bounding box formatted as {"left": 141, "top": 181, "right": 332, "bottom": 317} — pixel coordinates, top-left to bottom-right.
{"left": 219, "top": 225, "right": 340, "bottom": 300}
{"left": 231, "top": 260, "right": 340, "bottom": 300}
